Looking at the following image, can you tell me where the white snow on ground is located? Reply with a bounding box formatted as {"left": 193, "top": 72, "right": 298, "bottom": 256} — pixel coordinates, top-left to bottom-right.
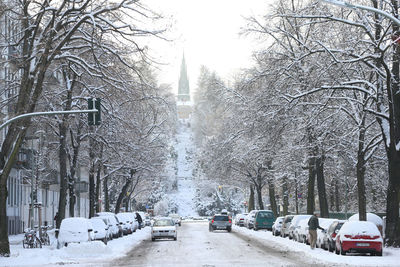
{"left": 234, "top": 225, "right": 400, "bottom": 266}
{"left": 170, "top": 119, "right": 198, "bottom": 217}
{"left": 1, "top": 227, "right": 150, "bottom": 267}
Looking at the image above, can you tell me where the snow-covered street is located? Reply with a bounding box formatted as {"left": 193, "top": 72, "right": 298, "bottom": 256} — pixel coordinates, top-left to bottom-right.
{"left": 2, "top": 220, "right": 400, "bottom": 266}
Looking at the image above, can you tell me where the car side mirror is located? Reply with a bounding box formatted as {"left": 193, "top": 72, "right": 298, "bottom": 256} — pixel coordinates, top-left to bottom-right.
{"left": 94, "top": 231, "right": 98, "bottom": 233}
{"left": 88, "top": 229, "right": 93, "bottom": 232}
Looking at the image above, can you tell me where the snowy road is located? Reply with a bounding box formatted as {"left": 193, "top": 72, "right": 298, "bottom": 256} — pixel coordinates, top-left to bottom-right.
{"left": 113, "top": 221, "right": 328, "bottom": 267}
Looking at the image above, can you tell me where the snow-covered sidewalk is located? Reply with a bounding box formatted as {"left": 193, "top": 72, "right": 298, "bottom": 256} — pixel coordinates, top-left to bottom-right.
{"left": 234, "top": 225, "right": 400, "bottom": 266}
{"left": 1, "top": 227, "right": 150, "bottom": 267}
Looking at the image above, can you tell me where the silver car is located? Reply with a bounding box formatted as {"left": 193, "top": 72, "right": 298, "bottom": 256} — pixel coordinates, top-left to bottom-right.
{"left": 151, "top": 217, "right": 177, "bottom": 241}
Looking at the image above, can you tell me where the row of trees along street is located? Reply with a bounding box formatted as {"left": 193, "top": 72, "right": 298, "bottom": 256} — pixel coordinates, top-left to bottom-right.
{"left": 192, "top": 0, "right": 400, "bottom": 247}
{"left": 0, "top": 0, "right": 176, "bottom": 257}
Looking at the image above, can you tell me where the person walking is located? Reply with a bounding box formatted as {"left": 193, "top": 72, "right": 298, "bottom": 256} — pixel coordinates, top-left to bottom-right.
{"left": 136, "top": 212, "right": 143, "bottom": 230}
{"left": 308, "top": 212, "right": 324, "bottom": 249}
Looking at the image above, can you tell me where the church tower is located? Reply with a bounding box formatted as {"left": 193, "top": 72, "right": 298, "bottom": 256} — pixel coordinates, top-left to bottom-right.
{"left": 177, "top": 54, "right": 190, "bottom": 102}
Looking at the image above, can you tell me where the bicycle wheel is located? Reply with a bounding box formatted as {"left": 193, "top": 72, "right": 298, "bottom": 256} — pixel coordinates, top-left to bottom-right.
{"left": 34, "top": 237, "right": 42, "bottom": 248}
{"left": 22, "top": 238, "right": 28, "bottom": 249}
{"left": 42, "top": 233, "right": 50, "bottom": 246}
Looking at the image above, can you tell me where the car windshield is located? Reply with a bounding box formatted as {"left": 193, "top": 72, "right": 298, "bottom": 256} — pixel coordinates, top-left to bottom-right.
{"left": 154, "top": 219, "right": 174, "bottom": 226}
{"left": 214, "top": 216, "right": 229, "bottom": 221}
{"left": 258, "top": 212, "right": 273, "bottom": 218}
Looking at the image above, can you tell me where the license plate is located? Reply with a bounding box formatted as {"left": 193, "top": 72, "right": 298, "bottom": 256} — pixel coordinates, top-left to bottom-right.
{"left": 356, "top": 243, "right": 370, "bottom": 247}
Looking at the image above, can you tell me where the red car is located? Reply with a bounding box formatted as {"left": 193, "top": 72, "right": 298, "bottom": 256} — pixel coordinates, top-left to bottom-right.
{"left": 335, "top": 221, "right": 383, "bottom": 256}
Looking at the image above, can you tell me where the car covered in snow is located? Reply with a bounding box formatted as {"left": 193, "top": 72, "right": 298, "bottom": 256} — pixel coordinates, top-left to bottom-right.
{"left": 288, "top": 215, "right": 312, "bottom": 240}
{"left": 234, "top": 213, "right": 248, "bottom": 227}
{"left": 89, "top": 217, "right": 109, "bottom": 244}
{"left": 322, "top": 220, "right": 346, "bottom": 252}
{"left": 95, "top": 212, "right": 123, "bottom": 238}
{"left": 244, "top": 210, "right": 258, "bottom": 229}
{"left": 272, "top": 216, "right": 284, "bottom": 236}
{"left": 316, "top": 218, "right": 337, "bottom": 249}
{"left": 280, "top": 215, "right": 294, "bottom": 238}
{"left": 349, "top": 213, "right": 384, "bottom": 236}
{"left": 293, "top": 218, "right": 309, "bottom": 243}
{"left": 151, "top": 217, "right": 177, "bottom": 241}
{"left": 57, "top": 217, "right": 94, "bottom": 248}
{"left": 335, "top": 221, "right": 383, "bottom": 256}
{"left": 169, "top": 213, "right": 182, "bottom": 226}
{"left": 116, "top": 212, "right": 136, "bottom": 235}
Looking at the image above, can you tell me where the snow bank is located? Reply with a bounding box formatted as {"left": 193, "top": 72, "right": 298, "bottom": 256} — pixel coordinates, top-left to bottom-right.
{"left": 234, "top": 225, "right": 400, "bottom": 266}
{"left": 1, "top": 227, "right": 150, "bottom": 266}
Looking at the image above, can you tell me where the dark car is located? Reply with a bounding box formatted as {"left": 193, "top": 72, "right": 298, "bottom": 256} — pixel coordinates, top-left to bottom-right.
{"left": 209, "top": 214, "right": 232, "bottom": 232}
{"left": 322, "top": 220, "right": 346, "bottom": 252}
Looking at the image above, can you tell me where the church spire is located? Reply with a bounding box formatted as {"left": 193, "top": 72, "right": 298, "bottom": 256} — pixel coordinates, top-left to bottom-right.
{"left": 178, "top": 53, "right": 190, "bottom": 102}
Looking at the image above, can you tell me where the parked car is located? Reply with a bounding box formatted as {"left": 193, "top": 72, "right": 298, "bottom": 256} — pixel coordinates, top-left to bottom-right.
{"left": 316, "top": 218, "right": 336, "bottom": 249}
{"left": 288, "top": 215, "right": 312, "bottom": 240}
{"left": 253, "top": 210, "right": 275, "bottom": 231}
{"left": 349, "top": 213, "right": 384, "bottom": 236}
{"left": 335, "top": 221, "right": 383, "bottom": 256}
{"left": 116, "top": 212, "right": 135, "bottom": 235}
{"left": 245, "top": 210, "right": 258, "bottom": 229}
{"left": 151, "top": 217, "right": 177, "bottom": 241}
{"left": 293, "top": 218, "right": 309, "bottom": 243}
{"left": 145, "top": 214, "right": 152, "bottom": 226}
{"left": 57, "top": 217, "right": 94, "bottom": 248}
{"left": 209, "top": 214, "right": 232, "bottom": 232}
{"left": 235, "top": 213, "right": 248, "bottom": 227}
{"left": 89, "top": 217, "right": 109, "bottom": 244}
{"left": 280, "top": 215, "right": 294, "bottom": 238}
{"left": 322, "top": 220, "right": 346, "bottom": 252}
{"left": 95, "top": 212, "right": 123, "bottom": 238}
{"left": 169, "top": 213, "right": 182, "bottom": 226}
{"left": 272, "top": 216, "right": 284, "bottom": 236}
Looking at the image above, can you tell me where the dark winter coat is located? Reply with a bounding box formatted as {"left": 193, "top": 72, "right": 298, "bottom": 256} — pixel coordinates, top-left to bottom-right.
{"left": 308, "top": 215, "right": 323, "bottom": 230}
{"left": 136, "top": 212, "right": 143, "bottom": 223}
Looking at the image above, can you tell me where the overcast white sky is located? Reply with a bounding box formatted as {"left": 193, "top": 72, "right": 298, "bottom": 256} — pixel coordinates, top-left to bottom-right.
{"left": 145, "top": 0, "right": 268, "bottom": 95}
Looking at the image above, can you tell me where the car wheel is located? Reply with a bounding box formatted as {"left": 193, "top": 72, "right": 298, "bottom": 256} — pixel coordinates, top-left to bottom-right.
{"left": 340, "top": 243, "right": 346, "bottom": 255}
{"left": 174, "top": 237, "right": 177, "bottom": 241}
{"left": 335, "top": 244, "right": 339, "bottom": 255}
{"left": 227, "top": 227, "right": 232, "bottom": 232}
{"left": 328, "top": 242, "right": 333, "bottom": 252}
{"left": 103, "top": 237, "right": 108, "bottom": 245}
{"left": 152, "top": 238, "right": 155, "bottom": 241}
{"left": 254, "top": 227, "right": 258, "bottom": 231}
{"left": 376, "top": 250, "right": 382, "bottom": 256}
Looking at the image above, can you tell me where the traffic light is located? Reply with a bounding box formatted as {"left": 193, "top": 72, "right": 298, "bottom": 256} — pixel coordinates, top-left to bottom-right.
{"left": 88, "top": 98, "right": 101, "bottom": 125}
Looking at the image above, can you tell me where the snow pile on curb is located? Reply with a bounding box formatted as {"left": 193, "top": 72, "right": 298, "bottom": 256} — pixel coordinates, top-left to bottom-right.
{"left": 1, "top": 227, "right": 150, "bottom": 266}
{"left": 234, "top": 225, "right": 400, "bottom": 266}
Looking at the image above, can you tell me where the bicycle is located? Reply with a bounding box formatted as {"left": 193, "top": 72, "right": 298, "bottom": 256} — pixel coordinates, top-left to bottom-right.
{"left": 40, "top": 225, "right": 50, "bottom": 246}
{"left": 22, "top": 227, "right": 42, "bottom": 249}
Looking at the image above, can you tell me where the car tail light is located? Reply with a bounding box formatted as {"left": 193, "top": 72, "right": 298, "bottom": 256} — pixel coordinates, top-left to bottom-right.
{"left": 229, "top": 220, "right": 232, "bottom": 223}
{"left": 255, "top": 222, "right": 258, "bottom": 225}
{"left": 331, "top": 233, "right": 336, "bottom": 238}
{"left": 344, "top": 235, "right": 352, "bottom": 238}
{"left": 211, "top": 220, "right": 214, "bottom": 223}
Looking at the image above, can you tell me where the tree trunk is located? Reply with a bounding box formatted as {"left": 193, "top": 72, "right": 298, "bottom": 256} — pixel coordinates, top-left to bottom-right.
{"left": 248, "top": 185, "right": 255, "bottom": 212}
{"left": 307, "top": 156, "right": 316, "bottom": 214}
{"left": 282, "top": 176, "right": 289, "bottom": 216}
{"left": 268, "top": 179, "right": 278, "bottom": 217}
{"left": 316, "top": 156, "right": 329, "bottom": 218}
{"left": 255, "top": 174, "right": 264, "bottom": 210}
{"left": 103, "top": 166, "right": 110, "bottom": 212}
{"left": 88, "top": 135, "right": 96, "bottom": 218}
{"left": 356, "top": 125, "right": 367, "bottom": 221}
{"left": 95, "top": 162, "right": 102, "bottom": 213}
{"left": 115, "top": 178, "right": 132, "bottom": 214}
{"left": 0, "top": 182, "right": 9, "bottom": 257}
{"left": 335, "top": 179, "right": 340, "bottom": 212}
{"left": 56, "top": 117, "right": 69, "bottom": 238}
{"left": 68, "top": 123, "right": 81, "bottom": 217}
{"left": 294, "top": 173, "right": 299, "bottom": 214}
